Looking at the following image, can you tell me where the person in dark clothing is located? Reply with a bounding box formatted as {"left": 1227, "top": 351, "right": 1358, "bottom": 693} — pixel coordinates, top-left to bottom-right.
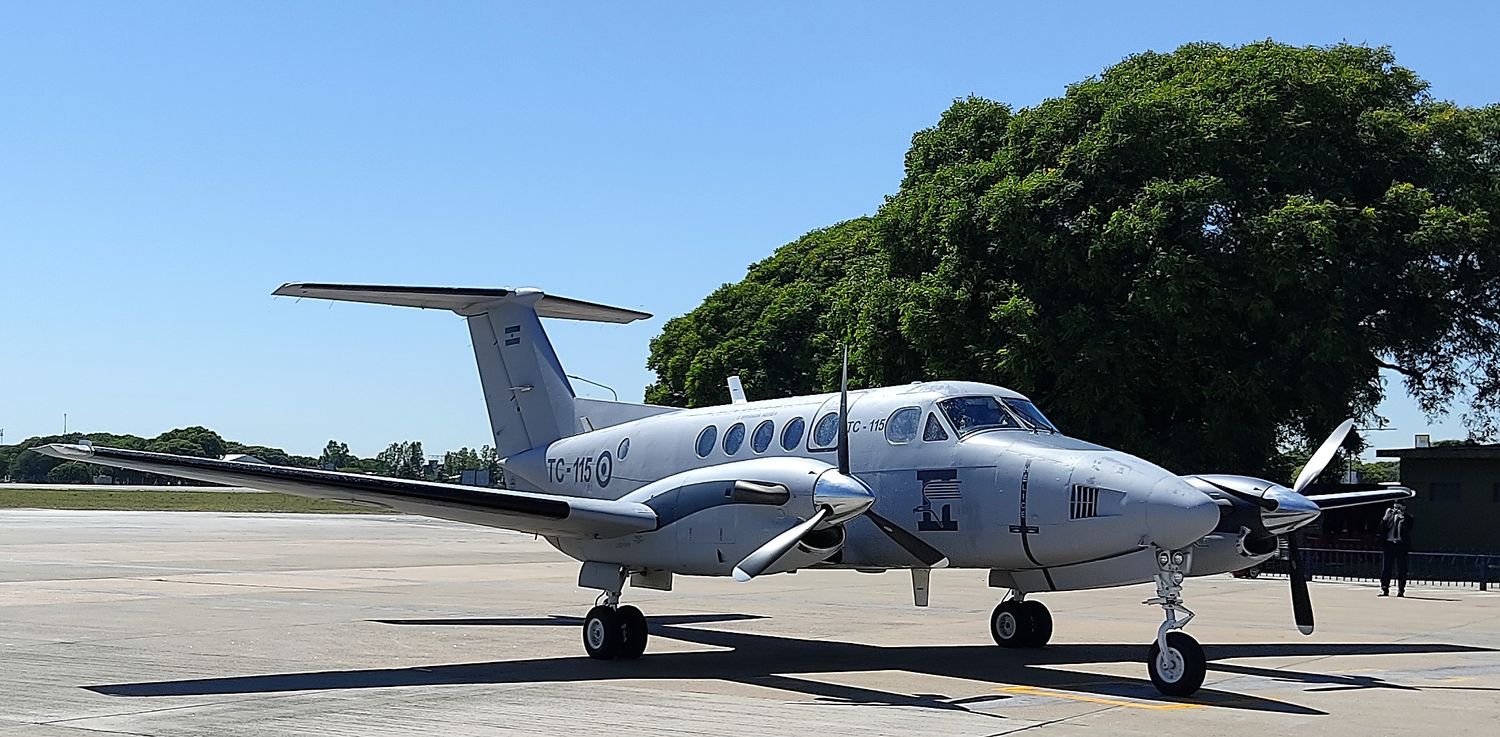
{"left": 1378, "top": 501, "right": 1414, "bottom": 597}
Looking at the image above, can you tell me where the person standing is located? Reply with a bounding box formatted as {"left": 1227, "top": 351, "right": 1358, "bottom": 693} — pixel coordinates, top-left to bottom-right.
{"left": 1378, "top": 501, "right": 1414, "bottom": 597}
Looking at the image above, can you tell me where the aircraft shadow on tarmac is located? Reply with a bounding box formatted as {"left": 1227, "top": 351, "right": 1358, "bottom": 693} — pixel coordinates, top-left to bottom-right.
{"left": 86, "top": 614, "right": 1498, "bottom": 718}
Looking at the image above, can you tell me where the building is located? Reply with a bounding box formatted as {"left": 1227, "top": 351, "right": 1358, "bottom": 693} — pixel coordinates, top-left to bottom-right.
{"left": 1375, "top": 444, "right": 1500, "bottom": 553}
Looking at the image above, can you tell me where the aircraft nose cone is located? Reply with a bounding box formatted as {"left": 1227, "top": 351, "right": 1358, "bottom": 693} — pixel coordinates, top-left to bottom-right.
{"left": 1146, "top": 475, "right": 1220, "bottom": 550}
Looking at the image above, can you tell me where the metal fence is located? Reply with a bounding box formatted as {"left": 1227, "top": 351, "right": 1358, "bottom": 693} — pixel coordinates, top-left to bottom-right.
{"left": 1257, "top": 547, "right": 1500, "bottom": 590}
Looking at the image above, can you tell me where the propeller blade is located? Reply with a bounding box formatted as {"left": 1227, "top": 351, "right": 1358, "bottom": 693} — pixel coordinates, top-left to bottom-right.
{"left": 1286, "top": 535, "right": 1315, "bottom": 635}
{"left": 1306, "top": 485, "right": 1415, "bottom": 510}
{"left": 732, "top": 507, "right": 830, "bottom": 582}
{"left": 865, "top": 509, "right": 949, "bottom": 568}
{"left": 838, "top": 345, "right": 850, "bottom": 475}
{"left": 1291, "top": 419, "right": 1356, "bottom": 495}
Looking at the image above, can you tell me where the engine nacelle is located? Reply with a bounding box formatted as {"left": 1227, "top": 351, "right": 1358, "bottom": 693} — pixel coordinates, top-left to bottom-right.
{"left": 551, "top": 456, "right": 851, "bottom": 577}
{"left": 1189, "top": 531, "right": 1277, "bottom": 577}
{"left": 759, "top": 524, "right": 847, "bottom": 576}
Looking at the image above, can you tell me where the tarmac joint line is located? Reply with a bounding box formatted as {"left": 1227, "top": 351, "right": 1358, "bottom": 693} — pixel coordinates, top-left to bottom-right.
{"left": 995, "top": 685, "right": 1203, "bottom": 710}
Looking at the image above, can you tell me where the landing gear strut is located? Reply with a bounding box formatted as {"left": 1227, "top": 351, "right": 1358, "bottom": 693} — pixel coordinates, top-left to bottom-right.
{"left": 1144, "top": 547, "right": 1205, "bottom": 696}
{"left": 990, "top": 592, "right": 1052, "bottom": 648}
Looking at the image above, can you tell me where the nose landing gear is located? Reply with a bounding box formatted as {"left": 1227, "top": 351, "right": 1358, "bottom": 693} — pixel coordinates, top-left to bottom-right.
{"left": 1144, "top": 547, "right": 1205, "bottom": 696}
{"left": 990, "top": 593, "right": 1053, "bottom": 648}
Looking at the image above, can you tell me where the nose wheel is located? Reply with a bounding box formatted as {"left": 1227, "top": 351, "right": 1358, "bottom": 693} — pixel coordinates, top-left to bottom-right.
{"left": 990, "top": 597, "right": 1052, "bottom": 648}
{"left": 1143, "top": 547, "right": 1206, "bottom": 696}
{"left": 1147, "top": 631, "right": 1205, "bottom": 696}
{"left": 582, "top": 601, "right": 649, "bottom": 660}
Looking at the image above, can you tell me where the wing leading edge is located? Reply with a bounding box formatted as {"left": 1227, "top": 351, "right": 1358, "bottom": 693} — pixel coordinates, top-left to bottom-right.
{"left": 31, "top": 444, "right": 655, "bottom": 538}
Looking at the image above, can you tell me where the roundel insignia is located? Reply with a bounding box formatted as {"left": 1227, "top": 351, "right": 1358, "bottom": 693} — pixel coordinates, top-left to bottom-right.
{"left": 596, "top": 451, "right": 612, "bottom": 488}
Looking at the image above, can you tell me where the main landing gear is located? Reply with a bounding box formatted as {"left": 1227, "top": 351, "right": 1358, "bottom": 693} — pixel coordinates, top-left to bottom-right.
{"left": 1144, "top": 547, "right": 1206, "bottom": 696}
{"left": 990, "top": 593, "right": 1053, "bottom": 648}
{"left": 582, "top": 592, "right": 649, "bottom": 660}
{"left": 577, "top": 563, "right": 651, "bottom": 660}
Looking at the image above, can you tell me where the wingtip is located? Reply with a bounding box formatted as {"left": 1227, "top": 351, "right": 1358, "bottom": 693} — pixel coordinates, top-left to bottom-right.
{"left": 31, "top": 443, "right": 95, "bottom": 460}
{"left": 1298, "top": 624, "right": 1315, "bottom": 636}
{"left": 731, "top": 567, "right": 753, "bottom": 583}
{"left": 932, "top": 558, "right": 951, "bottom": 570}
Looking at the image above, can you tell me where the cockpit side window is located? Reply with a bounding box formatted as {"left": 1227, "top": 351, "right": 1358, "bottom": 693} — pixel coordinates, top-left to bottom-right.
{"left": 923, "top": 412, "right": 950, "bottom": 442}
{"left": 1004, "top": 398, "right": 1058, "bottom": 433}
{"left": 885, "top": 406, "right": 920, "bottom": 444}
{"left": 937, "top": 396, "right": 1019, "bottom": 437}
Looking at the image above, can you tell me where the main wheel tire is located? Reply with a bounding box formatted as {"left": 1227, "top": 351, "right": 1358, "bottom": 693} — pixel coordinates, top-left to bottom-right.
{"left": 583, "top": 605, "right": 622, "bottom": 660}
{"left": 990, "top": 601, "right": 1031, "bottom": 648}
{"left": 1020, "top": 600, "right": 1052, "bottom": 648}
{"left": 1147, "top": 631, "right": 1206, "bottom": 697}
{"left": 617, "top": 604, "right": 648, "bottom": 659}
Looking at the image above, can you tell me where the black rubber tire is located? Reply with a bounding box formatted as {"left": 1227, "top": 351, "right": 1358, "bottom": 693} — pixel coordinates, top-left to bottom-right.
{"left": 1021, "top": 600, "right": 1052, "bottom": 648}
{"left": 990, "top": 601, "right": 1031, "bottom": 647}
{"left": 583, "top": 605, "right": 622, "bottom": 660}
{"left": 617, "top": 604, "right": 648, "bottom": 659}
{"left": 1147, "top": 631, "right": 1206, "bottom": 697}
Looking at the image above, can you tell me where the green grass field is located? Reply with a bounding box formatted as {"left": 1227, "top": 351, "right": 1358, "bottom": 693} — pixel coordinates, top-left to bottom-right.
{"left": 0, "top": 489, "right": 392, "bottom": 514}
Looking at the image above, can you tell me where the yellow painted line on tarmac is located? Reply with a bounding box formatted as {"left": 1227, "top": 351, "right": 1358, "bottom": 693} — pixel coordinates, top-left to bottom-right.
{"left": 996, "top": 685, "right": 1204, "bottom": 710}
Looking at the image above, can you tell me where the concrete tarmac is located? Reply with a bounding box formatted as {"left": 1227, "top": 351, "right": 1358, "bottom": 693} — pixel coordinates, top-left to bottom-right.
{"left": 2, "top": 510, "right": 1497, "bottom": 737}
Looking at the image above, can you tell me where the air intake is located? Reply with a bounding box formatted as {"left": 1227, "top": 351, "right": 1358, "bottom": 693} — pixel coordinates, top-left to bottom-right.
{"left": 1070, "top": 485, "right": 1101, "bottom": 519}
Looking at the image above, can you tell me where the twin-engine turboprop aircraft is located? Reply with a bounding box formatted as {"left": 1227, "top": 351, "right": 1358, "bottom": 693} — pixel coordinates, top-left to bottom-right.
{"left": 36, "top": 283, "right": 1414, "bottom": 696}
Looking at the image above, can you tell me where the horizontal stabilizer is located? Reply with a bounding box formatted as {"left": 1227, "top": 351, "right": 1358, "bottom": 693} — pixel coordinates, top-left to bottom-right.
{"left": 31, "top": 444, "right": 656, "bottom": 538}
{"left": 273, "top": 283, "right": 651, "bottom": 323}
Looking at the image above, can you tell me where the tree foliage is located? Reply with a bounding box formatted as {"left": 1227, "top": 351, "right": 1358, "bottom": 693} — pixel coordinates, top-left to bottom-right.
{"left": 376, "top": 441, "right": 428, "bottom": 480}
{"left": 645, "top": 42, "right": 1500, "bottom": 474}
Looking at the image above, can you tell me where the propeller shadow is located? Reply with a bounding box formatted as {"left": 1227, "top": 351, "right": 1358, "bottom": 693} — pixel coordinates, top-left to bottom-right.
{"left": 84, "top": 614, "right": 1492, "bottom": 715}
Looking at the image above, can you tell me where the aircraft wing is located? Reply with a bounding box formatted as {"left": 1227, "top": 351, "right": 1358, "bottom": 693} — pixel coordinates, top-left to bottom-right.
{"left": 31, "top": 444, "right": 656, "bottom": 539}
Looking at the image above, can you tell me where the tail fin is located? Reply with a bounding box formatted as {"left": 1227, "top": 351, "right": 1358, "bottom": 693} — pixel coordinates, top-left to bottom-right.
{"left": 274, "top": 283, "right": 650, "bottom": 457}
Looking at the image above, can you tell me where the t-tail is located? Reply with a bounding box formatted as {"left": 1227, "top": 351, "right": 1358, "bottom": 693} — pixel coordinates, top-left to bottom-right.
{"left": 272, "top": 283, "right": 659, "bottom": 459}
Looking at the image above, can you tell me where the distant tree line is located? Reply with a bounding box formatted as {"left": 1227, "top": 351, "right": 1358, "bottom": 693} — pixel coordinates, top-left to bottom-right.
{"left": 0, "top": 427, "right": 502, "bottom": 486}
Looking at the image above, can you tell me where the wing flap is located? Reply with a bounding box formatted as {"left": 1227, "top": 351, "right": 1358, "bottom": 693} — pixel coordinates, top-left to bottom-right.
{"left": 32, "top": 444, "right": 655, "bottom": 538}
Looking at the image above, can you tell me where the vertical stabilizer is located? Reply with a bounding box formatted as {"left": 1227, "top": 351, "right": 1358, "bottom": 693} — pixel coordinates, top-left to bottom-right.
{"left": 272, "top": 283, "right": 651, "bottom": 458}
{"left": 466, "top": 294, "right": 577, "bottom": 457}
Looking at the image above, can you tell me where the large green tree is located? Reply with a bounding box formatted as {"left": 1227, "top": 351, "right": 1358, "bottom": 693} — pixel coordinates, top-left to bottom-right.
{"left": 646, "top": 42, "right": 1500, "bottom": 474}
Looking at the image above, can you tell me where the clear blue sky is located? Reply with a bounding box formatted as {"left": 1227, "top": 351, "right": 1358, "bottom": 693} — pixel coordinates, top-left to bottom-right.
{"left": 3, "top": 2, "right": 1496, "bottom": 459}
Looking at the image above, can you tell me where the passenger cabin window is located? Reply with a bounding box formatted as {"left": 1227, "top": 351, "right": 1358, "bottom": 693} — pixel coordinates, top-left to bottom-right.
{"left": 1004, "top": 398, "right": 1058, "bottom": 433}
{"left": 937, "top": 396, "right": 1019, "bottom": 437}
{"left": 752, "top": 420, "right": 774, "bottom": 453}
{"left": 812, "top": 412, "right": 840, "bottom": 449}
{"left": 885, "top": 407, "right": 920, "bottom": 444}
{"left": 695, "top": 426, "right": 718, "bottom": 458}
{"left": 781, "top": 417, "right": 806, "bottom": 450}
{"left": 923, "top": 413, "right": 950, "bottom": 441}
{"left": 723, "top": 422, "right": 746, "bottom": 455}
{"left": 617, "top": 437, "right": 630, "bottom": 459}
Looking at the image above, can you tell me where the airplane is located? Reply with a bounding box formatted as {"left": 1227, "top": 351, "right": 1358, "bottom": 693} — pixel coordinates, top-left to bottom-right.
{"left": 34, "top": 283, "right": 1415, "bottom": 697}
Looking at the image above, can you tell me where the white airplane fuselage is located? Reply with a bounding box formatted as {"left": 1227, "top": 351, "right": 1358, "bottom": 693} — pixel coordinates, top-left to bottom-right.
{"left": 503, "top": 380, "right": 1225, "bottom": 590}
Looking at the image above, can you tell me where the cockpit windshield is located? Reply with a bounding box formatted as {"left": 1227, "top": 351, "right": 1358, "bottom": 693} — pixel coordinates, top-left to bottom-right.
{"left": 1004, "top": 398, "right": 1058, "bottom": 433}
{"left": 937, "top": 396, "right": 1020, "bottom": 436}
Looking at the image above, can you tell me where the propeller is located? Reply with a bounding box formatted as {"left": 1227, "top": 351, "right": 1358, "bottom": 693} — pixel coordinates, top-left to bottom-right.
{"left": 732, "top": 347, "right": 949, "bottom": 581}
{"left": 1281, "top": 418, "right": 1357, "bottom": 635}
{"left": 1191, "top": 418, "right": 1364, "bottom": 635}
